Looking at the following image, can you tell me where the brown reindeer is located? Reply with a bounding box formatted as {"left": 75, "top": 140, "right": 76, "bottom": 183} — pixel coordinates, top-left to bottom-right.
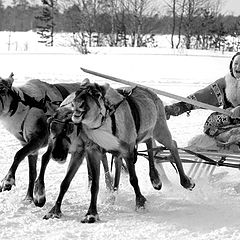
{"left": 0, "top": 73, "right": 82, "bottom": 202}
{"left": 45, "top": 79, "right": 194, "bottom": 223}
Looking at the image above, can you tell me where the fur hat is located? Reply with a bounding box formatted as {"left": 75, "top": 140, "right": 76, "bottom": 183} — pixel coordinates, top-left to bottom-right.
{"left": 230, "top": 52, "right": 240, "bottom": 78}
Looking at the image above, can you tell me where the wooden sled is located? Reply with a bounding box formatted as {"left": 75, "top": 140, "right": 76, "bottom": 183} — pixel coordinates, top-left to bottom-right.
{"left": 138, "top": 134, "right": 240, "bottom": 181}
{"left": 80, "top": 68, "right": 240, "bottom": 182}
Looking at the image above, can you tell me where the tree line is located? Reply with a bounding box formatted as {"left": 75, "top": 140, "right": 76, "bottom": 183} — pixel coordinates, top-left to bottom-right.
{"left": 0, "top": 0, "right": 240, "bottom": 51}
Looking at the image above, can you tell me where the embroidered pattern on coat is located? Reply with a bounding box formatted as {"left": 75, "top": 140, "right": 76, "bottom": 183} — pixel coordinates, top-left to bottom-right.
{"left": 211, "top": 83, "right": 223, "bottom": 106}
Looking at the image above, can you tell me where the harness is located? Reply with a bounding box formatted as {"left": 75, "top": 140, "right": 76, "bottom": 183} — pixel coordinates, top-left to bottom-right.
{"left": 51, "top": 85, "right": 140, "bottom": 141}
{"left": 117, "top": 88, "right": 140, "bottom": 134}
{"left": 89, "top": 87, "right": 139, "bottom": 134}
{"left": 1, "top": 82, "right": 71, "bottom": 116}
{"left": 0, "top": 81, "right": 70, "bottom": 140}
{"left": 3, "top": 88, "right": 49, "bottom": 117}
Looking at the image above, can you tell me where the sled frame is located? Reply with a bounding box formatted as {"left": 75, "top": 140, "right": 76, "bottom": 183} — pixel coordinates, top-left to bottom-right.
{"left": 138, "top": 147, "right": 240, "bottom": 180}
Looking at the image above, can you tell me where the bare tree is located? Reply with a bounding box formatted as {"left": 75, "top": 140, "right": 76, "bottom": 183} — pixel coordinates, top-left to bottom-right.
{"left": 182, "top": 0, "right": 223, "bottom": 49}
{"left": 176, "top": 0, "right": 186, "bottom": 48}
{"left": 164, "top": 0, "right": 177, "bottom": 48}
{"left": 123, "top": 0, "right": 156, "bottom": 47}
{"left": 164, "top": 0, "right": 223, "bottom": 49}
{"left": 164, "top": 0, "right": 188, "bottom": 49}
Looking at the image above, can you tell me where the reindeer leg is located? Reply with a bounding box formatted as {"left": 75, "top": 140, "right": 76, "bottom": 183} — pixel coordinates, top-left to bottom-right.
{"left": 170, "top": 140, "right": 195, "bottom": 190}
{"left": 146, "top": 139, "right": 162, "bottom": 190}
{"left": 33, "top": 143, "right": 53, "bottom": 207}
{"left": 101, "top": 153, "right": 113, "bottom": 191}
{"left": 81, "top": 148, "right": 100, "bottom": 223}
{"left": 154, "top": 120, "right": 195, "bottom": 190}
{"left": 125, "top": 150, "right": 146, "bottom": 210}
{"left": 86, "top": 155, "right": 92, "bottom": 189}
{"left": 113, "top": 157, "right": 122, "bottom": 191}
{"left": 0, "top": 138, "right": 43, "bottom": 194}
{"left": 151, "top": 140, "right": 171, "bottom": 186}
{"left": 44, "top": 149, "right": 85, "bottom": 220}
{"left": 24, "top": 154, "right": 37, "bottom": 203}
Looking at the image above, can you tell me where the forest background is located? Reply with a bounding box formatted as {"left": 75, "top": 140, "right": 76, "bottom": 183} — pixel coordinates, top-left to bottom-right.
{"left": 0, "top": 0, "right": 240, "bottom": 52}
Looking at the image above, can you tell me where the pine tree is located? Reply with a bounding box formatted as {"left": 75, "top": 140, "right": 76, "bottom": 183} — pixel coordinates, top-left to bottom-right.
{"left": 35, "top": 0, "right": 56, "bottom": 46}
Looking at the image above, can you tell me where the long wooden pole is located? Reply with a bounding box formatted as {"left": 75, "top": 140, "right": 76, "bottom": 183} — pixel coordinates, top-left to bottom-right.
{"left": 81, "top": 67, "right": 233, "bottom": 117}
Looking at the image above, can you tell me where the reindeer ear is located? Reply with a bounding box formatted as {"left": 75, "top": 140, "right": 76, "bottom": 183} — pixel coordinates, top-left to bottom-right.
{"left": 81, "top": 78, "right": 90, "bottom": 86}
{"left": 6, "top": 72, "right": 14, "bottom": 88}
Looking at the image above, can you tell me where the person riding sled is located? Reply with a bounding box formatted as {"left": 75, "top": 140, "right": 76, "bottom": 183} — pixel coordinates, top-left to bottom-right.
{"left": 165, "top": 52, "right": 240, "bottom": 141}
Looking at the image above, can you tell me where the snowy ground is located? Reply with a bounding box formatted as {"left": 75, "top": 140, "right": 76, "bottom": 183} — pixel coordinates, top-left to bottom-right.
{"left": 0, "top": 33, "right": 240, "bottom": 239}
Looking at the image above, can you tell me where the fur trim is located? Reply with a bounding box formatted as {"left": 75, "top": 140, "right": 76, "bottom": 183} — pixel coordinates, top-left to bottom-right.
{"left": 225, "top": 73, "right": 240, "bottom": 107}
{"left": 187, "top": 134, "right": 218, "bottom": 151}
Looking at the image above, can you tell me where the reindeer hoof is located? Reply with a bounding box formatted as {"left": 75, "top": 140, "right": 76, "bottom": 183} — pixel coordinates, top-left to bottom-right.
{"left": 135, "top": 195, "right": 147, "bottom": 210}
{"left": 23, "top": 195, "right": 33, "bottom": 204}
{"left": 43, "top": 206, "right": 62, "bottom": 220}
{"left": 151, "top": 178, "right": 162, "bottom": 190}
{"left": 0, "top": 176, "right": 15, "bottom": 192}
{"left": 188, "top": 182, "right": 195, "bottom": 191}
{"left": 182, "top": 177, "right": 195, "bottom": 191}
{"left": 43, "top": 211, "right": 62, "bottom": 220}
{"left": 2, "top": 184, "right": 12, "bottom": 191}
{"left": 33, "top": 196, "right": 46, "bottom": 208}
{"left": 33, "top": 180, "right": 46, "bottom": 207}
{"left": 81, "top": 214, "right": 100, "bottom": 223}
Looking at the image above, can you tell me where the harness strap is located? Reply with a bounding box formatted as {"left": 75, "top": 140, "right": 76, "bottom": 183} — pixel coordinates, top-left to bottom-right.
{"left": 111, "top": 114, "right": 117, "bottom": 135}
{"left": 117, "top": 88, "right": 140, "bottom": 134}
{"left": 125, "top": 95, "right": 140, "bottom": 134}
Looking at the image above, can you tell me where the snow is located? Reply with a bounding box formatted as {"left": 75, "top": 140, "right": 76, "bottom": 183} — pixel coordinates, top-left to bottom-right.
{"left": 0, "top": 31, "right": 240, "bottom": 240}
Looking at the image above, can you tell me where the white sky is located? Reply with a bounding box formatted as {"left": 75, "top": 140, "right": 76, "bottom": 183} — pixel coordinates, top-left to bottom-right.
{"left": 221, "top": 0, "right": 240, "bottom": 16}
{"left": 2, "top": 0, "right": 240, "bottom": 16}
